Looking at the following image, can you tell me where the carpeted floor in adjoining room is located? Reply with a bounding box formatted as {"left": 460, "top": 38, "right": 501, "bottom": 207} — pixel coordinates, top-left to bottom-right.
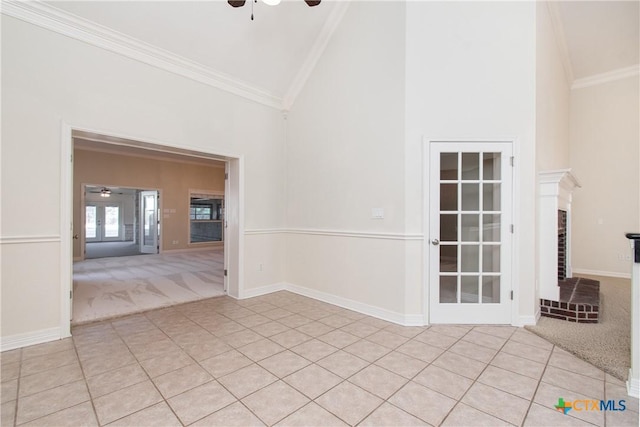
{"left": 526, "top": 274, "right": 631, "bottom": 381}
{"left": 73, "top": 248, "right": 225, "bottom": 324}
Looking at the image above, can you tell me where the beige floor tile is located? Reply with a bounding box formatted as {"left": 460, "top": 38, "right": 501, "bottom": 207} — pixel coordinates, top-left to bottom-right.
{"left": 21, "top": 339, "right": 74, "bottom": 360}
{"left": 364, "top": 330, "right": 410, "bottom": 349}
{"left": 284, "top": 364, "right": 342, "bottom": 399}
{"left": 210, "top": 321, "right": 246, "bottom": 337}
{"left": 106, "top": 402, "right": 181, "bottom": 426}
{"left": 1, "top": 400, "right": 16, "bottom": 426}
{"left": 428, "top": 325, "right": 471, "bottom": 339}
{"left": 383, "top": 325, "right": 425, "bottom": 339}
{"left": 181, "top": 339, "right": 234, "bottom": 361}
{"left": 316, "top": 350, "right": 369, "bottom": 379}
{"left": 413, "top": 330, "right": 459, "bottom": 349}
{"left": 243, "top": 302, "right": 278, "bottom": 313}
{"left": 242, "top": 381, "right": 310, "bottom": 425}
{"left": 252, "top": 321, "right": 292, "bottom": 337}
{"left": 235, "top": 314, "right": 271, "bottom": 328}
{"left": 200, "top": 349, "right": 254, "bottom": 378}
{"left": 316, "top": 381, "right": 383, "bottom": 425}
{"left": 501, "top": 341, "right": 551, "bottom": 364}
{"left": 138, "top": 348, "right": 194, "bottom": 378}
{"left": 388, "top": 381, "right": 456, "bottom": 426}
{"left": 86, "top": 363, "right": 149, "bottom": 398}
{"left": 191, "top": 401, "right": 265, "bottom": 426}
{"left": 442, "top": 402, "right": 514, "bottom": 426}
{"left": 128, "top": 340, "right": 181, "bottom": 362}
{"left": 16, "top": 380, "right": 90, "bottom": 425}
{"left": 374, "top": 351, "right": 427, "bottom": 379}
{"left": 1, "top": 349, "right": 22, "bottom": 365}
{"left": 152, "top": 364, "right": 212, "bottom": 398}
{"left": 277, "top": 402, "right": 348, "bottom": 426}
{"left": 318, "top": 315, "right": 355, "bottom": 328}
{"left": 359, "top": 402, "right": 429, "bottom": 426}
{"left": 605, "top": 407, "right": 640, "bottom": 426}
{"left": 317, "top": 330, "right": 361, "bottom": 349}
{"left": 291, "top": 339, "right": 339, "bottom": 362}
{"left": 542, "top": 366, "right": 605, "bottom": 400}
{"left": 270, "top": 330, "right": 313, "bottom": 348}
{"left": 75, "top": 341, "right": 129, "bottom": 362}
{"left": 491, "top": 351, "right": 546, "bottom": 379}
{"left": 168, "top": 380, "right": 237, "bottom": 425}
{"left": 510, "top": 329, "right": 554, "bottom": 349}
{"left": 1, "top": 361, "right": 20, "bottom": 383}
{"left": 396, "top": 340, "right": 444, "bottom": 363}
{"left": 477, "top": 365, "right": 539, "bottom": 400}
{"left": 20, "top": 401, "right": 98, "bottom": 427}
{"left": 276, "top": 315, "right": 313, "bottom": 329}
{"left": 413, "top": 365, "right": 473, "bottom": 400}
{"left": 237, "top": 339, "right": 285, "bottom": 362}
{"left": 299, "top": 308, "right": 333, "bottom": 321}
{"left": 462, "top": 330, "right": 508, "bottom": 350}
{"left": 523, "top": 403, "right": 594, "bottom": 427}
{"left": 606, "top": 373, "right": 626, "bottom": 386}
{"left": 343, "top": 340, "right": 390, "bottom": 363}
{"left": 19, "top": 362, "right": 84, "bottom": 398}
{"left": 606, "top": 383, "right": 639, "bottom": 413}
{"left": 356, "top": 317, "right": 393, "bottom": 329}
{"left": 448, "top": 340, "right": 498, "bottom": 363}
{"left": 533, "top": 382, "right": 604, "bottom": 426}
{"left": 473, "top": 326, "right": 516, "bottom": 339}
{"left": 295, "top": 322, "right": 335, "bottom": 338}
{"left": 548, "top": 347, "right": 605, "bottom": 380}
{"left": 80, "top": 350, "right": 137, "bottom": 378}
{"left": 2, "top": 379, "right": 18, "bottom": 404}
{"left": 262, "top": 308, "right": 295, "bottom": 321}
{"left": 221, "top": 329, "right": 265, "bottom": 348}
{"left": 462, "top": 383, "right": 531, "bottom": 426}
{"left": 339, "top": 322, "right": 380, "bottom": 338}
{"left": 93, "top": 380, "right": 162, "bottom": 425}
{"left": 121, "top": 329, "right": 169, "bottom": 347}
{"left": 218, "top": 364, "right": 278, "bottom": 398}
{"left": 349, "top": 364, "right": 407, "bottom": 399}
{"left": 20, "top": 349, "right": 78, "bottom": 377}
{"left": 221, "top": 307, "right": 255, "bottom": 320}
{"left": 258, "top": 350, "right": 311, "bottom": 378}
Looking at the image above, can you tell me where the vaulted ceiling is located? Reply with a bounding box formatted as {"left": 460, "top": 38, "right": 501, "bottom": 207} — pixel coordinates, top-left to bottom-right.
{"left": 12, "top": 1, "right": 640, "bottom": 108}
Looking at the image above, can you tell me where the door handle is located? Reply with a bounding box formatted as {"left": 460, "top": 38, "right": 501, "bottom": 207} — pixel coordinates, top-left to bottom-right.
{"left": 73, "top": 234, "right": 79, "bottom": 240}
{"left": 431, "top": 238, "right": 440, "bottom": 246}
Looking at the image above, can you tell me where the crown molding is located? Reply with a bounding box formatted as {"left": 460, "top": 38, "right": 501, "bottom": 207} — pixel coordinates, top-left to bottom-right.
{"left": 1, "top": 0, "right": 283, "bottom": 110}
{"left": 546, "top": 1, "right": 575, "bottom": 86}
{"left": 282, "top": 1, "right": 351, "bottom": 111}
{"left": 571, "top": 65, "right": 640, "bottom": 90}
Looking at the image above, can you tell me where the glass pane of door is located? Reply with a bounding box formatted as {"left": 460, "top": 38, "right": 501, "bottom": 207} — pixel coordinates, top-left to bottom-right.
{"left": 85, "top": 206, "right": 97, "bottom": 239}
{"left": 143, "top": 195, "right": 155, "bottom": 246}
{"left": 104, "top": 206, "right": 120, "bottom": 238}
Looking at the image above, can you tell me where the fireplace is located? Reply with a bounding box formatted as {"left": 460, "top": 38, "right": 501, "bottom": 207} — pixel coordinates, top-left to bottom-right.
{"left": 537, "top": 170, "right": 599, "bottom": 323}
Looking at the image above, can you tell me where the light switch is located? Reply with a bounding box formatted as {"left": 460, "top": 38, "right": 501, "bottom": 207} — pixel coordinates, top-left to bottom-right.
{"left": 371, "top": 208, "right": 384, "bottom": 219}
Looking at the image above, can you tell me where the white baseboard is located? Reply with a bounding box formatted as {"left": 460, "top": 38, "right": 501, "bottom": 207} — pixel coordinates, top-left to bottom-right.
{"left": 627, "top": 369, "right": 640, "bottom": 398}
{"left": 1, "top": 327, "right": 62, "bottom": 352}
{"left": 572, "top": 268, "right": 631, "bottom": 279}
{"left": 283, "top": 282, "right": 420, "bottom": 326}
{"left": 404, "top": 314, "right": 427, "bottom": 327}
{"left": 163, "top": 246, "right": 223, "bottom": 254}
{"left": 514, "top": 313, "right": 539, "bottom": 327}
{"left": 238, "top": 282, "right": 287, "bottom": 299}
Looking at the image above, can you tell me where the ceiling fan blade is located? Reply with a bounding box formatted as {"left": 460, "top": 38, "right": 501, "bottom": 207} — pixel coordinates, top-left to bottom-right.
{"left": 228, "top": 0, "right": 246, "bottom": 7}
{"left": 304, "top": 0, "right": 321, "bottom": 6}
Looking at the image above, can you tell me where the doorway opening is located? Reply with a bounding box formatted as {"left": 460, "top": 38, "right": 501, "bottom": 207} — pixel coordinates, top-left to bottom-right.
{"left": 62, "top": 128, "right": 242, "bottom": 329}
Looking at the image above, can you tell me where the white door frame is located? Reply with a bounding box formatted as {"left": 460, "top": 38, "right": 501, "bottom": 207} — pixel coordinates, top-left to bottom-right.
{"left": 139, "top": 190, "right": 160, "bottom": 254}
{"left": 61, "top": 123, "right": 244, "bottom": 338}
{"left": 422, "top": 137, "right": 516, "bottom": 325}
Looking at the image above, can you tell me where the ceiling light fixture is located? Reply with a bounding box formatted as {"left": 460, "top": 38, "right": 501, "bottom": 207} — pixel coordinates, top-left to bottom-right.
{"left": 100, "top": 187, "right": 111, "bottom": 198}
{"left": 228, "top": 0, "right": 321, "bottom": 21}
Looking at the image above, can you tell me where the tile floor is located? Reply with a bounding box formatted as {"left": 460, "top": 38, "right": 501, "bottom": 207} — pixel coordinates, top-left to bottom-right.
{"left": 1, "top": 291, "right": 638, "bottom": 426}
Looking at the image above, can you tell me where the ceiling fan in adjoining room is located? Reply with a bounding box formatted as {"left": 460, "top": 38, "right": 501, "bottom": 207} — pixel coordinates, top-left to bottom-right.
{"left": 88, "top": 187, "right": 124, "bottom": 198}
{"left": 228, "top": 0, "right": 321, "bottom": 20}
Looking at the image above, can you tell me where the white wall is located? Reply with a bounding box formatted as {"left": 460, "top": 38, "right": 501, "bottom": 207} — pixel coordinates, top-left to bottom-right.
{"left": 286, "top": 1, "right": 409, "bottom": 317}
{"left": 570, "top": 76, "right": 640, "bottom": 277}
{"left": 405, "top": 1, "right": 538, "bottom": 323}
{"left": 1, "top": 16, "right": 286, "bottom": 339}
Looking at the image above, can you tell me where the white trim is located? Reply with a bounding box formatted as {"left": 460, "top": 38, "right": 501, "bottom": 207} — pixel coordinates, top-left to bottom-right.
{"left": 163, "top": 246, "right": 223, "bottom": 254}
{"left": 628, "top": 370, "right": 640, "bottom": 398}
{"left": 0, "top": 236, "right": 61, "bottom": 244}
{"left": 285, "top": 282, "right": 417, "bottom": 326}
{"left": 238, "top": 282, "right": 287, "bottom": 300}
{"left": 546, "top": 1, "right": 575, "bottom": 85}
{"left": 245, "top": 228, "right": 288, "bottom": 235}
{"left": 1, "top": 1, "right": 282, "bottom": 110}
{"left": 285, "top": 229, "right": 423, "bottom": 241}
{"left": 282, "top": 1, "right": 350, "bottom": 110}
{"left": 514, "top": 314, "right": 539, "bottom": 327}
{"left": 572, "top": 268, "right": 632, "bottom": 280}
{"left": 0, "top": 327, "right": 62, "bottom": 352}
{"left": 572, "top": 65, "right": 640, "bottom": 90}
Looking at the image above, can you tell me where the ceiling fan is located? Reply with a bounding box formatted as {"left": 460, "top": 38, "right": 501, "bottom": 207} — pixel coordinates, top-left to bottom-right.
{"left": 88, "top": 187, "right": 124, "bottom": 198}
{"left": 229, "top": 0, "right": 321, "bottom": 20}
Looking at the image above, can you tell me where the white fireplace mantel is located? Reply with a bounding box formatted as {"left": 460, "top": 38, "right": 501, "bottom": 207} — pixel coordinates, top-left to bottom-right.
{"left": 538, "top": 169, "right": 581, "bottom": 302}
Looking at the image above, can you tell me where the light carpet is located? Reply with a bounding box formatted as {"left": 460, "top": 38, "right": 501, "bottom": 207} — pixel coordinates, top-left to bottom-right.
{"left": 526, "top": 274, "right": 631, "bottom": 380}
{"left": 73, "top": 248, "right": 224, "bottom": 324}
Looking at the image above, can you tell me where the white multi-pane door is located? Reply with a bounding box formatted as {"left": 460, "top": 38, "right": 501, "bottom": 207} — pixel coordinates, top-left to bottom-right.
{"left": 140, "top": 191, "right": 159, "bottom": 254}
{"left": 429, "top": 142, "right": 513, "bottom": 324}
{"left": 85, "top": 203, "right": 121, "bottom": 242}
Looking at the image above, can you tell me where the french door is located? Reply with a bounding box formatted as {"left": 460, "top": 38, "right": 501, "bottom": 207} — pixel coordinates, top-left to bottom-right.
{"left": 140, "top": 190, "right": 159, "bottom": 254}
{"left": 428, "top": 142, "right": 513, "bottom": 324}
{"left": 85, "top": 203, "right": 122, "bottom": 242}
